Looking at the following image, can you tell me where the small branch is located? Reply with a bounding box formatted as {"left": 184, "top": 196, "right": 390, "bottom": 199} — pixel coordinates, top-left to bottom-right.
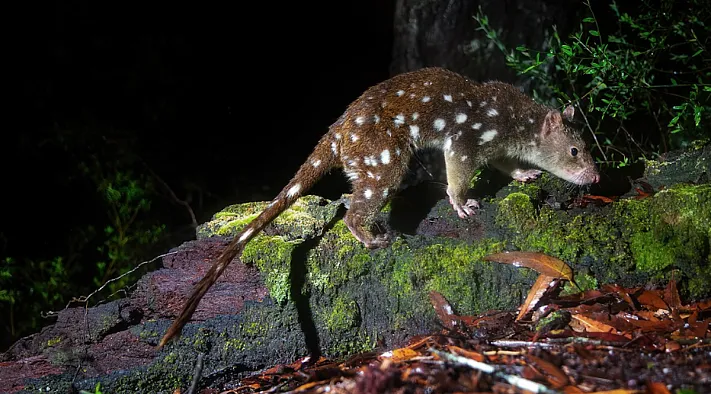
{"left": 430, "top": 348, "right": 562, "bottom": 394}
{"left": 142, "top": 161, "right": 198, "bottom": 228}
{"left": 186, "top": 353, "right": 206, "bottom": 394}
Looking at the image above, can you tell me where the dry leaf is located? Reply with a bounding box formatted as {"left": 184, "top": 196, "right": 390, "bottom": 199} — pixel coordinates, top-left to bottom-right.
{"left": 389, "top": 348, "right": 419, "bottom": 362}
{"left": 447, "top": 345, "right": 485, "bottom": 362}
{"left": 517, "top": 274, "right": 556, "bottom": 321}
{"left": 571, "top": 314, "right": 619, "bottom": 334}
{"left": 429, "top": 291, "right": 459, "bottom": 329}
{"left": 636, "top": 290, "right": 668, "bottom": 310}
{"left": 526, "top": 354, "right": 569, "bottom": 388}
{"left": 646, "top": 381, "right": 672, "bottom": 394}
{"left": 483, "top": 251, "right": 574, "bottom": 282}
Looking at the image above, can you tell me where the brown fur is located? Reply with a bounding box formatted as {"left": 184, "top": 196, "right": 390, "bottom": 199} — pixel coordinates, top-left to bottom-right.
{"left": 158, "top": 67, "right": 599, "bottom": 347}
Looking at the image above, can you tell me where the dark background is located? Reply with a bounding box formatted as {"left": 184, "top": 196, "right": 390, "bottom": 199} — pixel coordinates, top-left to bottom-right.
{"left": 8, "top": 1, "right": 396, "bottom": 250}
{"left": 4, "top": 0, "right": 396, "bottom": 349}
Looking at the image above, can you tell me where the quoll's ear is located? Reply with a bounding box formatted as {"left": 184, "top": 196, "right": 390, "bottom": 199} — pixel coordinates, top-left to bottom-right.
{"left": 542, "top": 110, "right": 563, "bottom": 137}
{"left": 563, "top": 105, "right": 575, "bottom": 121}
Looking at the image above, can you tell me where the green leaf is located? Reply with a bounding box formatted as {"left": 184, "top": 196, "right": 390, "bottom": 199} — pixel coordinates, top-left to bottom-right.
{"left": 583, "top": 17, "right": 595, "bottom": 23}
{"left": 589, "top": 30, "right": 600, "bottom": 37}
{"left": 560, "top": 44, "right": 573, "bottom": 56}
{"left": 694, "top": 106, "right": 702, "bottom": 127}
{"left": 692, "top": 49, "right": 704, "bottom": 57}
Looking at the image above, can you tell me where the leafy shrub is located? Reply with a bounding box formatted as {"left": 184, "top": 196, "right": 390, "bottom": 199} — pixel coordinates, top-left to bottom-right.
{"left": 474, "top": 0, "right": 710, "bottom": 168}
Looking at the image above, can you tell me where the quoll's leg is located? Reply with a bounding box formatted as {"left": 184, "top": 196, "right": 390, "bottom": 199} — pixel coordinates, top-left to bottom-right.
{"left": 342, "top": 161, "right": 406, "bottom": 249}
{"left": 490, "top": 159, "right": 543, "bottom": 182}
{"left": 443, "top": 143, "right": 481, "bottom": 218}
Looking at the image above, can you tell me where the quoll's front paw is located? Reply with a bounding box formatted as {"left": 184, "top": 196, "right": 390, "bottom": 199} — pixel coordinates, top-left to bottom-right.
{"left": 449, "top": 197, "right": 480, "bottom": 218}
{"left": 512, "top": 169, "right": 543, "bottom": 182}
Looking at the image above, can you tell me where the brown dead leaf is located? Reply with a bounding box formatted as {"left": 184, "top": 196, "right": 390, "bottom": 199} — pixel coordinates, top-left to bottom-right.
{"left": 446, "top": 345, "right": 485, "bottom": 362}
{"left": 526, "top": 354, "right": 569, "bottom": 388}
{"left": 483, "top": 251, "right": 574, "bottom": 282}
{"left": 636, "top": 290, "right": 668, "bottom": 310}
{"left": 571, "top": 314, "right": 619, "bottom": 334}
{"left": 517, "top": 274, "right": 556, "bottom": 321}
{"left": 429, "top": 291, "right": 459, "bottom": 329}
{"left": 645, "top": 381, "right": 672, "bottom": 394}
{"left": 387, "top": 348, "right": 419, "bottom": 362}
{"left": 589, "top": 390, "right": 643, "bottom": 394}
{"left": 664, "top": 279, "right": 682, "bottom": 320}
{"left": 601, "top": 284, "right": 637, "bottom": 310}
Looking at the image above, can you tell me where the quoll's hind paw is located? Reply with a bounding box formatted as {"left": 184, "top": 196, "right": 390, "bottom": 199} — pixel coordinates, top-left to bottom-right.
{"left": 364, "top": 233, "right": 392, "bottom": 249}
{"left": 450, "top": 198, "right": 480, "bottom": 218}
{"left": 512, "top": 169, "right": 543, "bottom": 182}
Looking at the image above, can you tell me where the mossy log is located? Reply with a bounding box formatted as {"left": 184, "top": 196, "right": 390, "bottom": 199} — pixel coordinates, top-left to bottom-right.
{"left": 2, "top": 143, "right": 709, "bottom": 394}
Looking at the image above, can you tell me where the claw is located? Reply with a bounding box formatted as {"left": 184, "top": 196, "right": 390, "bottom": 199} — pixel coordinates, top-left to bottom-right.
{"left": 450, "top": 198, "right": 480, "bottom": 218}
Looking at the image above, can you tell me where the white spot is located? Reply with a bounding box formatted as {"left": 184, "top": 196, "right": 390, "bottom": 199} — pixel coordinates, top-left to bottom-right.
{"left": 472, "top": 123, "right": 482, "bottom": 130}
{"left": 424, "top": 81, "right": 432, "bottom": 86}
{"left": 331, "top": 142, "right": 338, "bottom": 154}
{"left": 528, "top": 117, "right": 535, "bottom": 124}
{"left": 381, "top": 149, "right": 391, "bottom": 164}
{"left": 239, "top": 228, "right": 254, "bottom": 242}
{"left": 479, "top": 129, "right": 498, "bottom": 145}
{"left": 347, "top": 159, "right": 358, "bottom": 167}
{"left": 466, "top": 100, "right": 472, "bottom": 107}
{"left": 364, "top": 189, "right": 373, "bottom": 199}
{"left": 351, "top": 134, "right": 359, "bottom": 142}
{"left": 345, "top": 171, "right": 359, "bottom": 180}
{"left": 367, "top": 96, "right": 373, "bottom": 100}
{"left": 383, "top": 189, "right": 389, "bottom": 198}
{"left": 409, "top": 93, "right": 416, "bottom": 98}
{"left": 364, "top": 156, "right": 378, "bottom": 166}
{"left": 449, "top": 151, "right": 455, "bottom": 157}
{"left": 381, "top": 101, "right": 387, "bottom": 108}
{"left": 395, "top": 148, "right": 401, "bottom": 156}
{"left": 433, "top": 118, "right": 446, "bottom": 132}
{"left": 367, "top": 171, "right": 375, "bottom": 178}
{"left": 374, "top": 115, "right": 380, "bottom": 123}
{"left": 487, "top": 108, "right": 499, "bottom": 117}
{"left": 396, "top": 90, "right": 405, "bottom": 97}
{"left": 394, "top": 114, "right": 405, "bottom": 126}
{"left": 386, "top": 129, "right": 392, "bottom": 137}
{"left": 443, "top": 136, "right": 452, "bottom": 151}
{"left": 287, "top": 183, "right": 301, "bottom": 197}
{"left": 376, "top": 174, "right": 381, "bottom": 181}
{"left": 480, "top": 101, "right": 487, "bottom": 107}
{"left": 412, "top": 112, "right": 419, "bottom": 120}
{"left": 355, "top": 116, "right": 365, "bottom": 125}
{"left": 312, "top": 159, "right": 321, "bottom": 168}
{"left": 335, "top": 133, "right": 342, "bottom": 140}
{"left": 461, "top": 155, "right": 468, "bottom": 162}
{"left": 422, "top": 96, "right": 431, "bottom": 103}
{"left": 443, "top": 94, "right": 453, "bottom": 102}
{"left": 267, "top": 200, "right": 278, "bottom": 208}
{"left": 409, "top": 125, "right": 420, "bottom": 140}
{"left": 492, "top": 96, "right": 497, "bottom": 102}
{"left": 455, "top": 113, "right": 467, "bottom": 124}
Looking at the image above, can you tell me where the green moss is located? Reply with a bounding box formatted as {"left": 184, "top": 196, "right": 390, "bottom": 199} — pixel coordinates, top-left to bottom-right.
{"left": 241, "top": 235, "right": 301, "bottom": 303}
{"left": 306, "top": 221, "right": 372, "bottom": 292}
{"left": 387, "top": 239, "right": 511, "bottom": 315}
{"left": 327, "top": 330, "right": 375, "bottom": 356}
{"left": 322, "top": 296, "right": 359, "bottom": 334}
{"left": 495, "top": 192, "right": 537, "bottom": 232}
{"left": 560, "top": 273, "right": 597, "bottom": 296}
{"left": 46, "top": 336, "right": 62, "bottom": 347}
{"left": 223, "top": 338, "right": 248, "bottom": 352}
{"left": 163, "top": 351, "right": 178, "bottom": 364}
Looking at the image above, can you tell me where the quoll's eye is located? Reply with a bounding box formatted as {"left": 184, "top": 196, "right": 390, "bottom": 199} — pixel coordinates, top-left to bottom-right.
{"left": 571, "top": 147, "right": 578, "bottom": 157}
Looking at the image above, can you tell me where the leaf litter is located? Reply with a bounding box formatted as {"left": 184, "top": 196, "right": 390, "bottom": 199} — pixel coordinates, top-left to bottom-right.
{"left": 189, "top": 252, "right": 710, "bottom": 394}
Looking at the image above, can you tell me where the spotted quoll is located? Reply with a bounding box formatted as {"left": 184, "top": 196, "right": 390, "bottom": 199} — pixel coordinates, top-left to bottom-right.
{"left": 159, "top": 67, "right": 600, "bottom": 346}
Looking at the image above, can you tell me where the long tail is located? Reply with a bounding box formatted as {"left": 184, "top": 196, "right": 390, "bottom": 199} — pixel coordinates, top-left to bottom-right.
{"left": 158, "top": 133, "right": 339, "bottom": 347}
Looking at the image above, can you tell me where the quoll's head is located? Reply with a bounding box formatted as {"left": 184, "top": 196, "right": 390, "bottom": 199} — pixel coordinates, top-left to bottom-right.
{"left": 537, "top": 105, "right": 600, "bottom": 185}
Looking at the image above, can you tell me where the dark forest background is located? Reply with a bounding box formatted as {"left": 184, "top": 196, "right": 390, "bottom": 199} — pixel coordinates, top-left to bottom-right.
{"left": 4, "top": 0, "right": 396, "bottom": 350}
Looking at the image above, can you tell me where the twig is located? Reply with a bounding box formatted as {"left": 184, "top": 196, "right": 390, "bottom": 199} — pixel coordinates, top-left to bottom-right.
{"left": 142, "top": 161, "right": 198, "bottom": 228}
{"left": 186, "top": 353, "right": 206, "bottom": 394}
{"left": 430, "top": 348, "right": 562, "bottom": 394}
